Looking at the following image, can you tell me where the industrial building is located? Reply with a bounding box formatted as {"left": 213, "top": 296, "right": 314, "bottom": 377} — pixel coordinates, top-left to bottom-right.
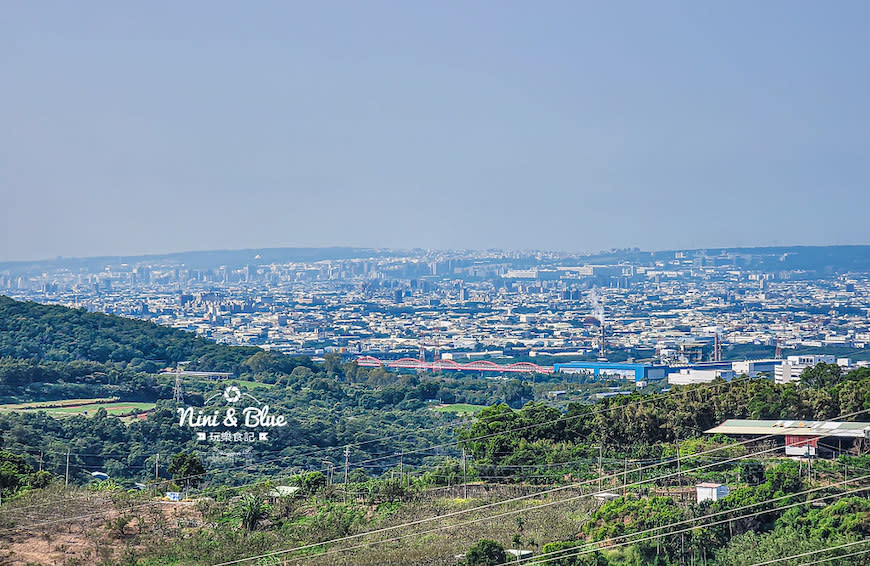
{"left": 554, "top": 361, "right": 667, "bottom": 384}
{"left": 669, "top": 368, "right": 736, "bottom": 386}
{"left": 705, "top": 419, "right": 870, "bottom": 457}
{"left": 556, "top": 359, "right": 784, "bottom": 386}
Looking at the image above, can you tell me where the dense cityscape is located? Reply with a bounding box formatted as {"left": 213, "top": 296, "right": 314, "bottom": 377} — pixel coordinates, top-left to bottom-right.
{"left": 3, "top": 246, "right": 869, "bottom": 385}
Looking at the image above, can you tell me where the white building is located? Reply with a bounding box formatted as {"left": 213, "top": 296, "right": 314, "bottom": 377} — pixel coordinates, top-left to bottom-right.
{"left": 669, "top": 368, "right": 736, "bottom": 386}
{"left": 774, "top": 355, "right": 843, "bottom": 385}
{"left": 731, "top": 359, "right": 780, "bottom": 378}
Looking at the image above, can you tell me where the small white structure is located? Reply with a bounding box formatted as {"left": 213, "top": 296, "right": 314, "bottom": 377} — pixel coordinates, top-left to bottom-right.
{"left": 593, "top": 491, "right": 621, "bottom": 502}
{"left": 696, "top": 482, "right": 729, "bottom": 504}
{"left": 265, "top": 485, "right": 300, "bottom": 502}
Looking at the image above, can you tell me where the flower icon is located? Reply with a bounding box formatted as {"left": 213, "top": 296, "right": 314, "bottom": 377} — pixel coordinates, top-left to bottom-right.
{"left": 223, "top": 386, "right": 242, "bottom": 404}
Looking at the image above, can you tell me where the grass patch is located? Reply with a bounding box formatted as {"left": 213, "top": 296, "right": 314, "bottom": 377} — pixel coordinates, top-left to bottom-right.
{"left": 0, "top": 397, "right": 119, "bottom": 411}
{"left": 45, "top": 401, "right": 156, "bottom": 416}
{"left": 0, "top": 399, "right": 155, "bottom": 418}
{"left": 230, "top": 379, "right": 275, "bottom": 390}
{"left": 431, "top": 403, "right": 488, "bottom": 415}
{"left": 157, "top": 375, "right": 275, "bottom": 391}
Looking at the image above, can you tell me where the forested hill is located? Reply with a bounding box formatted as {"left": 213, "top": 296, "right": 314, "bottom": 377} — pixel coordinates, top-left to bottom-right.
{"left": 0, "top": 295, "right": 321, "bottom": 402}
{"left": 0, "top": 295, "right": 261, "bottom": 371}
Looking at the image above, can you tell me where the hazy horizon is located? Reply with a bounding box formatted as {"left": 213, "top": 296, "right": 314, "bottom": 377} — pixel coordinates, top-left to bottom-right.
{"left": 5, "top": 242, "right": 870, "bottom": 269}
{"left": 3, "top": 2, "right": 869, "bottom": 262}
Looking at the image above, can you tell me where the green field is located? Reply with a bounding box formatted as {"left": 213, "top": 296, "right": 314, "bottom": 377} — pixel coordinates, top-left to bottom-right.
{"left": 157, "top": 375, "right": 275, "bottom": 391}
{"left": 228, "top": 379, "right": 275, "bottom": 390}
{"left": 431, "top": 403, "right": 488, "bottom": 415}
{"left": 0, "top": 397, "right": 119, "bottom": 411}
{"left": 0, "top": 399, "right": 156, "bottom": 418}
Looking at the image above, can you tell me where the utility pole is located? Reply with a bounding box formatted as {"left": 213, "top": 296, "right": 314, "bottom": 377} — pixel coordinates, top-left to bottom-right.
{"left": 155, "top": 453, "right": 160, "bottom": 481}
{"left": 623, "top": 458, "right": 628, "bottom": 496}
{"left": 399, "top": 451, "right": 404, "bottom": 486}
{"left": 462, "top": 448, "right": 468, "bottom": 499}
{"left": 344, "top": 445, "right": 350, "bottom": 503}
{"left": 322, "top": 460, "right": 333, "bottom": 485}
{"left": 65, "top": 449, "right": 70, "bottom": 486}
{"left": 676, "top": 439, "right": 683, "bottom": 487}
{"left": 598, "top": 445, "right": 603, "bottom": 493}
{"left": 38, "top": 451, "right": 43, "bottom": 473}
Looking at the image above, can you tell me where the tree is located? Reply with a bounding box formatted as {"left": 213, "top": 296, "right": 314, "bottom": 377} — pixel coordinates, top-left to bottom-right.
{"left": 0, "top": 450, "right": 36, "bottom": 494}
{"left": 168, "top": 452, "right": 205, "bottom": 489}
{"left": 465, "top": 539, "right": 507, "bottom": 566}
{"left": 236, "top": 494, "right": 267, "bottom": 532}
{"left": 292, "top": 471, "right": 327, "bottom": 494}
{"left": 738, "top": 460, "right": 765, "bottom": 485}
{"left": 765, "top": 461, "right": 803, "bottom": 494}
{"left": 801, "top": 363, "right": 842, "bottom": 389}
{"left": 323, "top": 352, "right": 343, "bottom": 377}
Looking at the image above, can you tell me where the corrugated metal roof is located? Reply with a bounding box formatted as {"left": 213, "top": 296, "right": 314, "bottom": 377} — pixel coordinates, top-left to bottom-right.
{"left": 705, "top": 419, "right": 870, "bottom": 438}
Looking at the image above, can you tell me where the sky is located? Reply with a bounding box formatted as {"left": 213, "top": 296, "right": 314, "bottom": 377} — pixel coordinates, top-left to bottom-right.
{"left": 2, "top": 1, "right": 869, "bottom": 261}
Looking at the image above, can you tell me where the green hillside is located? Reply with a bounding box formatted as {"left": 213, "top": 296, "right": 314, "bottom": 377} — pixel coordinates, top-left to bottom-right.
{"left": 0, "top": 295, "right": 260, "bottom": 370}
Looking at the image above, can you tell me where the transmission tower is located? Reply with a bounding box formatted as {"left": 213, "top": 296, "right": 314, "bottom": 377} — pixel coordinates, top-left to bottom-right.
{"left": 172, "top": 368, "right": 184, "bottom": 403}
{"left": 774, "top": 314, "right": 786, "bottom": 360}
{"left": 597, "top": 322, "right": 607, "bottom": 362}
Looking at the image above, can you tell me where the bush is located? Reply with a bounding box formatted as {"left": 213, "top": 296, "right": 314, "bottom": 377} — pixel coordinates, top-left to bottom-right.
{"left": 465, "top": 539, "right": 507, "bottom": 566}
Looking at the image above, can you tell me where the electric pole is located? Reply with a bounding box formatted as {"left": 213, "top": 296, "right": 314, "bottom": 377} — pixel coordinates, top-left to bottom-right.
{"left": 155, "top": 453, "right": 159, "bottom": 481}
{"left": 598, "top": 445, "right": 603, "bottom": 493}
{"left": 65, "top": 449, "right": 70, "bottom": 486}
{"left": 344, "top": 445, "right": 350, "bottom": 503}
{"left": 462, "top": 447, "right": 468, "bottom": 499}
{"left": 676, "top": 439, "right": 683, "bottom": 487}
{"left": 623, "top": 457, "right": 628, "bottom": 496}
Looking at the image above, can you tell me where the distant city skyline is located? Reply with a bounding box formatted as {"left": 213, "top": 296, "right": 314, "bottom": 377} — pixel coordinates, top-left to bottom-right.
{"left": 3, "top": 2, "right": 869, "bottom": 262}
{"left": 5, "top": 246, "right": 870, "bottom": 376}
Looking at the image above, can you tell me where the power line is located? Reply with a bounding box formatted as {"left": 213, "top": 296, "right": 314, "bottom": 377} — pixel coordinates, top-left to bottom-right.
{"left": 0, "top": 377, "right": 848, "bottom": 540}
{"left": 227, "top": 373, "right": 756, "bottom": 483}
{"left": 210, "top": 412, "right": 868, "bottom": 566}
{"left": 332, "top": 375, "right": 766, "bottom": 473}
{"left": 746, "top": 538, "right": 870, "bottom": 566}
{"left": 320, "top": 475, "right": 870, "bottom": 566}
{"left": 506, "top": 478, "right": 870, "bottom": 565}
{"left": 794, "top": 547, "right": 870, "bottom": 566}
{"left": 211, "top": 403, "right": 870, "bottom": 565}
{"left": 3, "top": 373, "right": 760, "bottom": 502}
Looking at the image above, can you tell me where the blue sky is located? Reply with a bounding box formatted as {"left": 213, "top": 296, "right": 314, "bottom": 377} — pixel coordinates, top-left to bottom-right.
{"left": 2, "top": 1, "right": 868, "bottom": 261}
